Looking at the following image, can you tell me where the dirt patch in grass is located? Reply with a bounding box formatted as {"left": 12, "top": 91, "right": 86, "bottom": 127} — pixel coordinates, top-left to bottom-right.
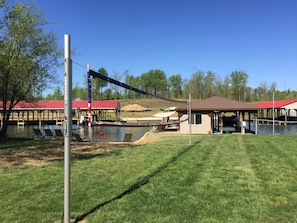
{"left": 120, "top": 99, "right": 184, "bottom": 111}
{"left": 121, "top": 104, "right": 149, "bottom": 111}
{"left": 0, "top": 132, "right": 162, "bottom": 168}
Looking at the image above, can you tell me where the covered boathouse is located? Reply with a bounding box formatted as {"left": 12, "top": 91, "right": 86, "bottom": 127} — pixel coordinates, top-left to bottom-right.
{"left": 255, "top": 99, "right": 297, "bottom": 125}
{"left": 176, "top": 96, "right": 260, "bottom": 134}
{"left": 0, "top": 100, "right": 120, "bottom": 126}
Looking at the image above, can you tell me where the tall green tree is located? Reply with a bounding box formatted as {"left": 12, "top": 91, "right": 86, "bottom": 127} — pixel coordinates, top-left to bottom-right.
{"left": 92, "top": 67, "right": 108, "bottom": 99}
{"left": 46, "top": 86, "right": 63, "bottom": 100}
{"left": 0, "top": 1, "right": 60, "bottom": 136}
{"left": 184, "top": 71, "right": 204, "bottom": 99}
{"left": 245, "top": 86, "right": 253, "bottom": 102}
{"left": 230, "top": 71, "right": 248, "bottom": 101}
{"left": 267, "top": 82, "right": 277, "bottom": 101}
{"left": 204, "top": 71, "right": 216, "bottom": 98}
{"left": 110, "top": 71, "right": 122, "bottom": 98}
{"left": 123, "top": 70, "right": 131, "bottom": 99}
{"left": 222, "top": 75, "right": 231, "bottom": 98}
{"left": 214, "top": 75, "right": 230, "bottom": 99}
{"left": 168, "top": 74, "right": 183, "bottom": 98}
{"left": 72, "top": 82, "right": 86, "bottom": 100}
{"left": 125, "top": 73, "right": 141, "bottom": 99}
{"left": 140, "top": 69, "right": 167, "bottom": 96}
{"left": 254, "top": 81, "right": 269, "bottom": 101}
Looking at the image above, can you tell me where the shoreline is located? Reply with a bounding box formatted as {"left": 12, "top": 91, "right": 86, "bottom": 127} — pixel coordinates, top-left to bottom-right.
{"left": 0, "top": 131, "right": 165, "bottom": 168}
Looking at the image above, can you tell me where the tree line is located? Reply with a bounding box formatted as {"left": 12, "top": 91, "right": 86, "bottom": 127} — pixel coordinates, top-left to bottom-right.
{"left": 46, "top": 68, "right": 297, "bottom": 102}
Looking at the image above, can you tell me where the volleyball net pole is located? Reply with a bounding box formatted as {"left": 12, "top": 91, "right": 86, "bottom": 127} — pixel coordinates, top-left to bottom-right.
{"left": 63, "top": 34, "right": 72, "bottom": 223}
{"left": 87, "top": 64, "right": 92, "bottom": 127}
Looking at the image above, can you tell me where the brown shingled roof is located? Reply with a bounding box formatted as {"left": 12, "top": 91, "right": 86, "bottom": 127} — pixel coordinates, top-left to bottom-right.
{"left": 176, "top": 96, "right": 260, "bottom": 113}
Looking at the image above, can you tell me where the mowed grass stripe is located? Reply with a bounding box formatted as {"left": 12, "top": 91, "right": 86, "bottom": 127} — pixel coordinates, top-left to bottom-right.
{"left": 244, "top": 135, "right": 297, "bottom": 222}
{"left": 85, "top": 135, "right": 204, "bottom": 222}
{"left": 0, "top": 165, "right": 64, "bottom": 222}
{"left": 71, "top": 134, "right": 197, "bottom": 220}
{"left": 87, "top": 135, "right": 260, "bottom": 222}
{"left": 185, "top": 135, "right": 266, "bottom": 222}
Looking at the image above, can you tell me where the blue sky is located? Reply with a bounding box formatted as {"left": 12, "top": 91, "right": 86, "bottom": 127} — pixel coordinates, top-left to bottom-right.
{"left": 29, "top": 0, "right": 297, "bottom": 94}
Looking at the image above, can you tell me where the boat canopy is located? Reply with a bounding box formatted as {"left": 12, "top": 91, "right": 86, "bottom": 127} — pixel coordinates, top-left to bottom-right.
{"left": 153, "top": 111, "right": 176, "bottom": 118}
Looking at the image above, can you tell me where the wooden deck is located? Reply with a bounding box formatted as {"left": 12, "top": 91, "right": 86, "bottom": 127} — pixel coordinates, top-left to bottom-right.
{"left": 252, "top": 119, "right": 297, "bottom": 125}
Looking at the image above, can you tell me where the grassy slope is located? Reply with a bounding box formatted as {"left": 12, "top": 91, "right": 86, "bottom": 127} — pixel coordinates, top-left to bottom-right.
{"left": 119, "top": 99, "right": 185, "bottom": 110}
{"left": 117, "top": 99, "right": 184, "bottom": 120}
{"left": 1, "top": 134, "right": 297, "bottom": 222}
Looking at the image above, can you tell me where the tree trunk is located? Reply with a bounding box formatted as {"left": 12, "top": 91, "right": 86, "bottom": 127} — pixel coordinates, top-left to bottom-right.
{"left": 0, "top": 121, "right": 9, "bottom": 137}
{"left": 0, "top": 110, "right": 11, "bottom": 137}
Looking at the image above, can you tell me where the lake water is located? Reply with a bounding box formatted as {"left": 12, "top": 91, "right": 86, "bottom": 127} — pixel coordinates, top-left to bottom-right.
{"left": 251, "top": 123, "right": 297, "bottom": 135}
{"left": 6, "top": 124, "right": 152, "bottom": 142}
{"left": 5, "top": 123, "right": 297, "bottom": 140}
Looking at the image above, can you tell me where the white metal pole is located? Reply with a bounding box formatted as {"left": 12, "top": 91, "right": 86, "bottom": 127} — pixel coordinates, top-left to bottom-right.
{"left": 272, "top": 92, "right": 275, "bottom": 135}
{"left": 87, "top": 64, "right": 92, "bottom": 127}
{"left": 64, "top": 34, "right": 72, "bottom": 223}
{"left": 189, "top": 94, "right": 192, "bottom": 145}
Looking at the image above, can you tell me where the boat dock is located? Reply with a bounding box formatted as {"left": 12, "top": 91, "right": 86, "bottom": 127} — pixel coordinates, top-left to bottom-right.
{"left": 252, "top": 118, "right": 297, "bottom": 125}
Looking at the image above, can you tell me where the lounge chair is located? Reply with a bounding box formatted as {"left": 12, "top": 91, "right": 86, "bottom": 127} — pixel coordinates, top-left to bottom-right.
{"left": 73, "top": 133, "right": 90, "bottom": 142}
{"left": 54, "top": 129, "right": 64, "bottom": 138}
{"left": 44, "top": 129, "right": 54, "bottom": 138}
{"left": 33, "top": 128, "right": 44, "bottom": 139}
{"left": 123, "top": 133, "right": 132, "bottom": 142}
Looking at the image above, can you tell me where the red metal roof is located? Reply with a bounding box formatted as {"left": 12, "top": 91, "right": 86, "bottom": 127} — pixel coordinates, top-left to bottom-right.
{"left": 0, "top": 100, "right": 120, "bottom": 110}
{"left": 255, "top": 99, "right": 297, "bottom": 109}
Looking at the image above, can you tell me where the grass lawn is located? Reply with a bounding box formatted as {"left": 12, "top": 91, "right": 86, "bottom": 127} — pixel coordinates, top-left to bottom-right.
{"left": 1, "top": 134, "right": 297, "bottom": 222}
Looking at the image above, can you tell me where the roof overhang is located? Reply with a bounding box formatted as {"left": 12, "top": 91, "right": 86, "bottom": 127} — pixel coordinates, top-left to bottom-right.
{"left": 176, "top": 96, "right": 259, "bottom": 114}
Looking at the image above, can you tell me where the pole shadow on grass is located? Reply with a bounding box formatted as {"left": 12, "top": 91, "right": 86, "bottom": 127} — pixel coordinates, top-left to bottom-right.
{"left": 73, "top": 141, "right": 200, "bottom": 223}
